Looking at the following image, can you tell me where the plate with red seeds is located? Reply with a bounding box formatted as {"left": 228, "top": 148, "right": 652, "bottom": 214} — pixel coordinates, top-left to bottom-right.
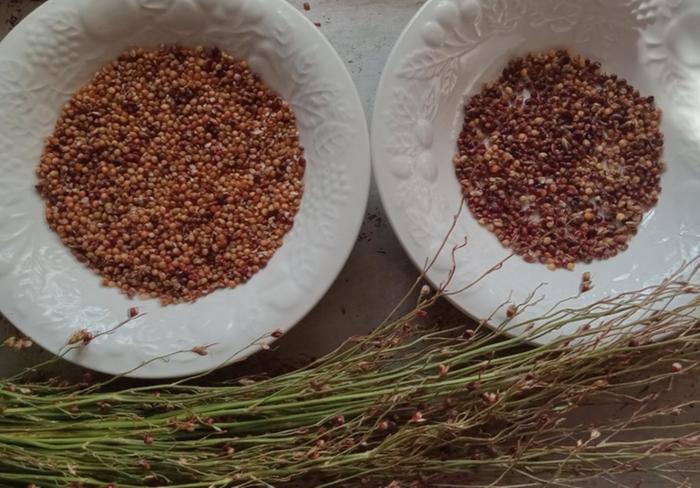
{"left": 372, "top": 0, "right": 700, "bottom": 341}
{"left": 0, "top": 0, "right": 370, "bottom": 377}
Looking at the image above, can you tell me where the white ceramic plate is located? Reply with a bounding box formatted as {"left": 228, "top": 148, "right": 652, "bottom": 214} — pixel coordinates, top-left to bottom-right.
{"left": 0, "top": 0, "right": 370, "bottom": 378}
{"left": 372, "top": 0, "right": 700, "bottom": 342}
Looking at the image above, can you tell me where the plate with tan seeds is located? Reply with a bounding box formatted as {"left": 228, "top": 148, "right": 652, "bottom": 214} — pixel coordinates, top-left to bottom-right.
{"left": 0, "top": 0, "right": 370, "bottom": 377}
{"left": 372, "top": 0, "right": 700, "bottom": 342}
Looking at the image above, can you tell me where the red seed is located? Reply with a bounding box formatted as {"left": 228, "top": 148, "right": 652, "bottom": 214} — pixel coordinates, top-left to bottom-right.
{"left": 482, "top": 392, "right": 499, "bottom": 404}
{"left": 410, "top": 411, "right": 425, "bottom": 423}
{"left": 36, "top": 46, "right": 305, "bottom": 305}
{"left": 454, "top": 49, "right": 663, "bottom": 270}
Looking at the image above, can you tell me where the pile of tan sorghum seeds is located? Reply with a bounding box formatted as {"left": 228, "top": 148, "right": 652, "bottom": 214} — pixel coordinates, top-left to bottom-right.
{"left": 36, "top": 46, "right": 305, "bottom": 304}
{"left": 454, "top": 50, "right": 664, "bottom": 270}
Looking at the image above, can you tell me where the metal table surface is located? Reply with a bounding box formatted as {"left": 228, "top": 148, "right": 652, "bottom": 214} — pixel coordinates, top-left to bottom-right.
{"left": 0, "top": 2, "right": 698, "bottom": 486}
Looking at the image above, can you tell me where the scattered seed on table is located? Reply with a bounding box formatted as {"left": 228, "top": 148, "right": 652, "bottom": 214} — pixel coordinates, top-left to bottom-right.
{"left": 36, "top": 46, "right": 305, "bottom": 304}
{"left": 454, "top": 50, "right": 664, "bottom": 269}
{"left": 580, "top": 272, "right": 593, "bottom": 293}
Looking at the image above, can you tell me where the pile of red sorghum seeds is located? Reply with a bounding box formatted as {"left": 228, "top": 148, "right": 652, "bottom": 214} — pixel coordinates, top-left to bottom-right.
{"left": 36, "top": 46, "right": 305, "bottom": 304}
{"left": 454, "top": 50, "right": 664, "bottom": 270}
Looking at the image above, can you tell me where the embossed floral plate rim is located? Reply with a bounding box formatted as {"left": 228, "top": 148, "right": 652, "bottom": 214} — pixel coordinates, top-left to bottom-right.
{"left": 371, "top": 0, "right": 700, "bottom": 343}
{"left": 0, "top": 0, "right": 370, "bottom": 378}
